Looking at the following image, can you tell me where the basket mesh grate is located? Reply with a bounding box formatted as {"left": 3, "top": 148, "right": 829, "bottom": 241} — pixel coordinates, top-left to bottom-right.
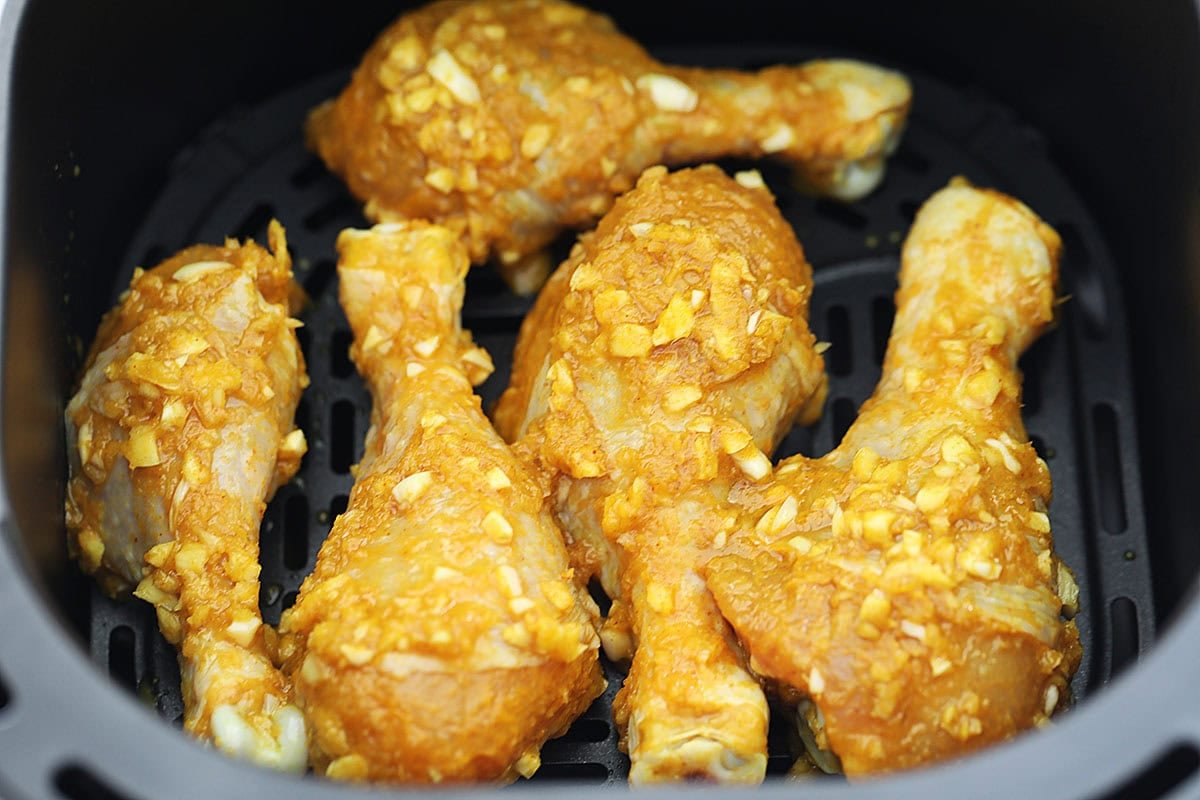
{"left": 85, "top": 46, "right": 1154, "bottom": 784}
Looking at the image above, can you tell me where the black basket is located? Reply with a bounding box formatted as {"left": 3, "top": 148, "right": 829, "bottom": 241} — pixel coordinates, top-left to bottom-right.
{"left": 1, "top": 1, "right": 1199, "bottom": 799}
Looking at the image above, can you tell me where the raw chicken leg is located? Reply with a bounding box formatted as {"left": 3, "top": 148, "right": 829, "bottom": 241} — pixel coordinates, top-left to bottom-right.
{"left": 307, "top": 0, "right": 910, "bottom": 291}
{"left": 494, "top": 165, "right": 827, "bottom": 783}
{"left": 277, "top": 221, "right": 604, "bottom": 783}
{"left": 705, "top": 179, "right": 1083, "bottom": 775}
{"left": 64, "top": 221, "right": 309, "bottom": 771}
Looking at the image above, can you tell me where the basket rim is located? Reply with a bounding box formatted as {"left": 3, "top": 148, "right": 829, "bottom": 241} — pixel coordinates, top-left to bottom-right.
{"left": 0, "top": 0, "right": 1198, "bottom": 795}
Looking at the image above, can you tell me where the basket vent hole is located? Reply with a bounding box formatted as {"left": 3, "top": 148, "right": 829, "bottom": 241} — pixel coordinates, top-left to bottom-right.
{"left": 587, "top": 577, "right": 612, "bottom": 617}
{"left": 107, "top": 625, "right": 138, "bottom": 693}
{"left": 814, "top": 198, "right": 868, "bottom": 231}
{"left": 561, "top": 717, "right": 612, "bottom": 744}
{"left": 1030, "top": 434, "right": 1053, "bottom": 461}
{"left": 303, "top": 194, "right": 359, "bottom": 234}
{"left": 331, "top": 328, "right": 355, "bottom": 378}
{"left": 329, "top": 493, "right": 350, "bottom": 521}
{"left": 767, "top": 755, "right": 803, "bottom": 775}
{"left": 777, "top": 424, "right": 816, "bottom": 460}
{"left": 1109, "top": 596, "right": 1140, "bottom": 679}
{"left": 1093, "top": 742, "right": 1199, "bottom": 800}
{"left": 54, "top": 764, "right": 133, "bottom": 800}
{"left": 870, "top": 295, "right": 894, "bottom": 365}
{"left": 330, "top": 400, "right": 357, "bottom": 474}
{"left": 302, "top": 257, "right": 337, "bottom": 299}
{"left": 1020, "top": 341, "right": 1047, "bottom": 417}
{"left": 282, "top": 590, "right": 300, "bottom": 613}
{"left": 290, "top": 156, "right": 329, "bottom": 189}
{"left": 294, "top": 324, "right": 311, "bottom": 356}
{"left": 283, "top": 493, "right": 310, "bottom": 571}
{"left": 233, "top": 203, "right": 276, "bottom": 243}
{"left": 824, "top": 305, "right": 853, "bottom": 376}
{"left": 1058, "top": 220, "right": 1109, "bottom": 339}
{"left": 139, "top": 244, "right": 169, "bottom": 270}
{"left": 898, "top": 198, "right": 921, "bottom": 223}
{"left": 831, "top": 396, "right": 858, "bottom": 450}
{"left": 0, "top": 666, "right": 11, "bottom": 712}
{"left": 527, "top": 762, "right": 610, "bottom": 783}
{"left": 1092, "top": 402, "right": 1128, "bottom": 534}
{"left": 294, "top": 398, "right": 312, "bottom": 444}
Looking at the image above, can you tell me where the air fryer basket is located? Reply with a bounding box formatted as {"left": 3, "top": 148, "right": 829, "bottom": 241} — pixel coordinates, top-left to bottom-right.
{"left": 1, "top": 1, "right": 1199, "bottom": 799}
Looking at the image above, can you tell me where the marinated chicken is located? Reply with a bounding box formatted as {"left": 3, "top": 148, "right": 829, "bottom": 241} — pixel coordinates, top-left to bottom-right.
{"left": 704, "top": 179, "right": 1083, "bottom": 775}
{"left": 64, "top": 222, "right": 310, "bottom": 771}
{"left": 494, "top": 165, "right": 828, "bottom": 783}
{"left": 307, "top": 0, "right": 911, "bottom": 291}
{"left": 277, "top": 221, "right": 605, "bottom": 783}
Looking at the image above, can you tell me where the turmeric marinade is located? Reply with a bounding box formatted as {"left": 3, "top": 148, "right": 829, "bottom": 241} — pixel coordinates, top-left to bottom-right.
{"left": 705, "top": 179, "right": 1082, "bottom": 775}
{"left": 278, "top": 221, "right": 605, "bottom": 783}
{"left": 65, "top": 222, "right": 310, "bottom": 771}
{"left": 495, "top": 164, "right": 828, "bottom": 783}
{"left": 308, "top": 0, "right": 910, "bottom": 291}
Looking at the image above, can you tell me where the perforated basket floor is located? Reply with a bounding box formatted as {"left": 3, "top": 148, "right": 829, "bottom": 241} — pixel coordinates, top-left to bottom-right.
{"left": 84, "top": 45, "right": 1154, "bottom": 786}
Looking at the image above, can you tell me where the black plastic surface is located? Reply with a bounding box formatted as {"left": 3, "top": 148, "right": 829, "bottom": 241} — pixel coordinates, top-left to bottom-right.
{"left": 0, "top": 0, "right": 1196, "bottom": 797}
{"left": 74, "top": 49, "right": 1157, "bottom": 786}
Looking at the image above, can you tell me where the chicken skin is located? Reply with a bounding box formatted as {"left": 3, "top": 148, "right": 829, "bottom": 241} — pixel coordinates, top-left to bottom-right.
{"left": 705, "top": 179, "right": 1082, "bottom": 776}
{"left": 64, "top": 222, "right": 309, "bottom": 771}
{"left": 277, "top": 221, "right": 605, "bottom": 784}
{"left": 494, "top": 165, "right": 827, "bottom": 783}
{"left": 307, "top": 0, "right": 911, "bottom": 291}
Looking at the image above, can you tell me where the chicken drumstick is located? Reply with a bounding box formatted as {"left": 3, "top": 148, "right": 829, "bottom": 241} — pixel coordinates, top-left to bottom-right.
{"left": 494, "top": 164, "right": 827, "bottom": 783}
{"left": 64, "top": 222, "right": 309, "bottom": 771}
{"left": 705, "top": 179, "right": 1082, "bottom": 775}
{"left": 277, "top": 221, "right": 604, "bottom": 783}
{"left": 308, "top": 0, "right": 911, "bottom": 292}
